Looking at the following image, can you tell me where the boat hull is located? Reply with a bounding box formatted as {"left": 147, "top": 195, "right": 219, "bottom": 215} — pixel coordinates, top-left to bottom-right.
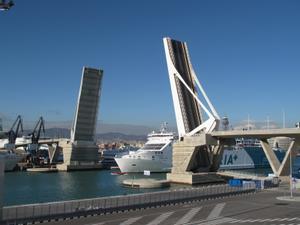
{"left": 115, "top": 157, "right": 171, "bottom": 173}
{"left": 219, "top": 147, "right": 286, "bottom": 170}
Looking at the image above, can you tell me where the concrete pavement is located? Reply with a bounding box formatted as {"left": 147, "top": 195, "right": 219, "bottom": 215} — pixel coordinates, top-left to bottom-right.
{"left": 41, "top": 189, "right": 300, "bottom": 225}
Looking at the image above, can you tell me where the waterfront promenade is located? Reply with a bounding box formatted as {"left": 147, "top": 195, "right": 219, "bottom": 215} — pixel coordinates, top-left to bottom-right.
{"left": 4, "top": 183, "right": 300, "bottom": 225}
{"left": 2, "top": 184, "right": 255, "bottom": 224}
{"left": 33, "top": 188, "right": 300, "bottom": 225}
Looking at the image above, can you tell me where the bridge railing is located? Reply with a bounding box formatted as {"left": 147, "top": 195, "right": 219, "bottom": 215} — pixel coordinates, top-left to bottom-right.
{"left": 2, "top": 183, "right": 256, "bottom": 223}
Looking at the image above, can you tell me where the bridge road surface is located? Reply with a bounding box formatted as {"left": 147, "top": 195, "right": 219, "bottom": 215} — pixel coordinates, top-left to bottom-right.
{"left": 43, "top": 190, "right": 300, "bottom": 225}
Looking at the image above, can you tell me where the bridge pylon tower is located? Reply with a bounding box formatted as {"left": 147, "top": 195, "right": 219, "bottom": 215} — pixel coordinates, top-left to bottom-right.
{"left": 163, "top": 37, "right": 226, "bottom": 184}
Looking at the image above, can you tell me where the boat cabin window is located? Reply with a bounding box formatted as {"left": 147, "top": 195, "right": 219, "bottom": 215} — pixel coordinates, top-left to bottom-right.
{"left": 141, "top": 144, "right": 165, "bottom": 150}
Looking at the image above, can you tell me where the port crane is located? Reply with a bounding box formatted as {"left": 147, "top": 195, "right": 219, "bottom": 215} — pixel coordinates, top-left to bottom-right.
{"left": 29, "top": 116, "right": 45, "bottom": 146}
{"left": 5, "top": 115, "right": 23, "bottom": 149}
{"left": 0, "top": 0, "right": 14, "bottom": 11}
{"left": 27, "top": 117, "right": 47, "bottom": 165}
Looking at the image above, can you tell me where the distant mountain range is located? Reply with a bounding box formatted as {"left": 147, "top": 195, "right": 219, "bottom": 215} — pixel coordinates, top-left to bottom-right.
{"left": 1, "top": 118, "right": 176, "bottom": 137}
{"left": 40, "top": 128, "right": 147, "bottom": 142}
{"left": 17, "top": 121, "right": 174, "bottom": 136}
{"left": 1, "top": 118, "right": 176, "bottom": 142}
{"left": 96, "top": 132, "right": 146, "bottom": 142}
{"left": 5, "top": 117, "right": 285, "bottom": 142}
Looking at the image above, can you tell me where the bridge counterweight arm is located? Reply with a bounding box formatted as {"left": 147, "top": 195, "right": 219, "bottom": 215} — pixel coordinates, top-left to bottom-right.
{"left": 163, "top": 37, "right": 220, "bottom": 137}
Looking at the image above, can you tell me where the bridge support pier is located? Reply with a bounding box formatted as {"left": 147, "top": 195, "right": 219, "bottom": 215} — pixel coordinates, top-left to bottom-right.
{"left": 260, "top": 139, "right": 281, "bottom": 175}
{"left": 167, "top": 134, "right": 225, "bottom": 184}
{"left": 168, "top": 132, "right": 300, "bottom": 184}
{"left": 57, "top": 140, "right": 102, "bottom": 171}
{"left": 47, "top": 144, "right": 62, "bottom": 164}
{"left": 260, "top": 139, "right": 300, "bottom": 177}
{"left": 210, "top": 146, "right": 222, "bottom": 171}
{"left": 278, "top": 140, "right": 299, "bottom": 177}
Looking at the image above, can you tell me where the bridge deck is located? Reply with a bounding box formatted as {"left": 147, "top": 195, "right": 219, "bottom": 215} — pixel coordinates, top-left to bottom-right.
{"left": 14, "top": 139, "right": 60, "bottom": 148}
{"left": 211, "top": 128, "right": 300, "bottom": 139}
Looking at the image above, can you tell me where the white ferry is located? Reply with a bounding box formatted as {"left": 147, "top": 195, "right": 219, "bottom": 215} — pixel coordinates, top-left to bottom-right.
{"left": 115, "top": 123, "right": 175, "bottom": 173}
{"left": 100, "top": 148, "right": 130, "bottom": 169}
{"left": 220, "top": 140, "right": 285, "bottom": 170}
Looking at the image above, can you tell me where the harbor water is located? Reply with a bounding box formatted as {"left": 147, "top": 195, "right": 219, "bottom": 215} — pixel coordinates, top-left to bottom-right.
{"left": 4, "top": 157, "right": 300, "bottom": 206}
{"left": 3, "top": 170, "right": 185, "bottom": 206}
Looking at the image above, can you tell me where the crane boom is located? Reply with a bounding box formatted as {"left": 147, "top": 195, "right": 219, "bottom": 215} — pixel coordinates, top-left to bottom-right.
{"left": 7, "top": 115, "right": 23, "bottom": 144}
{"left": 30, "top": 117, "right": 45, "bottom": 144}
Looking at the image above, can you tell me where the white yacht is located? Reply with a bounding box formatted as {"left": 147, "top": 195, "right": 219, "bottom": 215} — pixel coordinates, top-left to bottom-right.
{"left": 115, "top": 123, "right": 175, "bottom": 173}
{"left": 0, "top": 150, "right": 25, "bottom": 171}
{"left": 100, "top": 148, "right": 130, "bottom": 169}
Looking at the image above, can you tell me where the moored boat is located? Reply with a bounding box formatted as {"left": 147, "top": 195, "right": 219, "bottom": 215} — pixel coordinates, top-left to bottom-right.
{"left": 115, "top": 123, "right": 175, "bottom": 173}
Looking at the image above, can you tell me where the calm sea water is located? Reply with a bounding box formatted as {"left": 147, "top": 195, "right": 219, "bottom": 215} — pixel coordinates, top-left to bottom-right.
{"left": 4, "top": 157, "right": 300, "bottom": 206}
{"left": 3, "top": 170, "right": 187, "bottom": 206}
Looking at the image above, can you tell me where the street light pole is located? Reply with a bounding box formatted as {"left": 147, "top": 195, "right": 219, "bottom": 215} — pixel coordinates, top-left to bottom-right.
{"left": 0, "top": 157, "right": 4, "bottom": 221}
{"left": 290, "top": 145, "right": 293, "bottom": 198}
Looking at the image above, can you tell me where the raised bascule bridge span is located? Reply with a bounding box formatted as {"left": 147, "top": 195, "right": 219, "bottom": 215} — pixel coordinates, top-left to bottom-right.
{"left": 163, "top": 37, "right": 300, "bottom": 184}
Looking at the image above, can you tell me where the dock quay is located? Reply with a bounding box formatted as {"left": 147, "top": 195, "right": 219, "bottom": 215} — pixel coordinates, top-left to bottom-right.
{"left": 217, "top": 171, "right": 272, "bottom": 180}
{"left": 1, "top": 184, "right": 255, "bottom": 224}
{"left": 26, "top": 167, "right": 58, "bottom": 173}
{"left": 122, "top": 178, "right": 170, "bottom": 188}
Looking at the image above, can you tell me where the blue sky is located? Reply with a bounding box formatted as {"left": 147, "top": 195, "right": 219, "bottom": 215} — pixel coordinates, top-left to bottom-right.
{"left": 1, "top": 0, "right": 300, "bottom": 129}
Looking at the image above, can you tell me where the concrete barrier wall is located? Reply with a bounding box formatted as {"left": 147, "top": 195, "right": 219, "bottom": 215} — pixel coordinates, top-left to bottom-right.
{"left": 2, "top": 183, "right": 256, "bottom": 223}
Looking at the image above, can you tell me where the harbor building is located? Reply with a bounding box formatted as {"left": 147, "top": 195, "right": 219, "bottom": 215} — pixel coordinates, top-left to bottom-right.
{"left": 57, "top": 67, "right": 103, "bottom": 171}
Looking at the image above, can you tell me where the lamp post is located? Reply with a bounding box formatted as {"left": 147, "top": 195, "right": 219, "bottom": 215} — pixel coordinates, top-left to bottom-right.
{"left": 0, "top": 157, "right": 4, "bottom": 221}
{"left": 290, "top": 144, "right": 293, "bottom": 199}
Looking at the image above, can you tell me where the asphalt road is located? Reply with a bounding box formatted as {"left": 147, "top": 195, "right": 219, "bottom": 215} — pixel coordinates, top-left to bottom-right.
{"left": 43, "top": 189, "right": 300, "bottom": 225}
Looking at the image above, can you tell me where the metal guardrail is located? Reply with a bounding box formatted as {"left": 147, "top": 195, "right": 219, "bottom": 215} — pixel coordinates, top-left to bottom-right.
{"left": 2, "top": 183, "right": 256, "bottom": 224}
